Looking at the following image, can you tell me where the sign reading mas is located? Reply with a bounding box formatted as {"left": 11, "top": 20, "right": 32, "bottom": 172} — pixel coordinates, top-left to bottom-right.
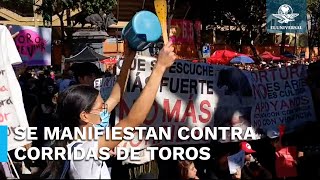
{"left": 267, "top": 0, "right": 307, "bottom": 33}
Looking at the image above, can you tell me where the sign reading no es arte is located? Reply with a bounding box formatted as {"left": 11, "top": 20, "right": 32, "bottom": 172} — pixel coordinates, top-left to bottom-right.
{"left": 266, "top": 0, "right": 307, "bottom": 33}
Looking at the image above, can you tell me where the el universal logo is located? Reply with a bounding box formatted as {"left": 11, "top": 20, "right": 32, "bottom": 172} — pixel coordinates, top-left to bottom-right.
{"left": 272, "top": 4, "right": 299, "bottom": 23}
{"left": 270, "top": 4, "right": 302, "bottom": 31}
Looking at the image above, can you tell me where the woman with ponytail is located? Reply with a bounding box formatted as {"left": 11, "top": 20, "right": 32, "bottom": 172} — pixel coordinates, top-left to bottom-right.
{"left": 42, "top": 41, "right": 177, "bottom": 179}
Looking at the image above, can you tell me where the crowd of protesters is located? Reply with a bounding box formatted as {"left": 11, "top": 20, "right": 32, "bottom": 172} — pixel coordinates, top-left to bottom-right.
{"left": 230, "top": 59, "right": 315, "bottom": 71}
{"left": 2, "top": 42, "right": 320, "bottom": 180}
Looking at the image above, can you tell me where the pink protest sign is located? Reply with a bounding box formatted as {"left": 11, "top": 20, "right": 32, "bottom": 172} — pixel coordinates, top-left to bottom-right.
{"left": 8, "top": 25, "right": 52, "bottom": 66}
{"left": 14, "top": 29, "right": 47, "bottom": 58}
{"left": 169, "top": 20, "right": 194, "bottom": 44}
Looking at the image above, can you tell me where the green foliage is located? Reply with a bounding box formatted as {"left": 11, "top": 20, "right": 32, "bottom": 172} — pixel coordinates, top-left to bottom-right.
{"left": 0, "top": 0, "right": 33, "bottom": 16}
{"left": 36, "top": 0, "right": 117, "bottom": 23}
{"left": 36, "top": 0, "right": 79, "bottom": 16}
{"left": 79, "top": 0, "right": 117, "bottom": 15}
{"left": 306, "top": 0, "right": 320, "bottom": 46}
{"left": 35, "top": 0, "right": 81, "bottom": 27}
{"left": 307, "top": 0, "right": 320, "bottom": 13}
{"left": 36, "top": 0, "right": 117, "bottom": 16}
{"left": 308, "top": 0, "right": 318, "bottom": 6}
{"left": 201, "top": 0, "right": 266, "bottom": 44}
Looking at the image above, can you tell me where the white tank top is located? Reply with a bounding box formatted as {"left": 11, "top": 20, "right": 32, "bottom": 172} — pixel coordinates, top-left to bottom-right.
{"left": 67, "top": 140, "right": 111, "bottom": 179}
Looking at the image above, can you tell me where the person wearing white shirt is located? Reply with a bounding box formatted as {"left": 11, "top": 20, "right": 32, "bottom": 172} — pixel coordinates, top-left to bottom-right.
{"left": 42, "top": 41, "right": 177, "bottom": 179}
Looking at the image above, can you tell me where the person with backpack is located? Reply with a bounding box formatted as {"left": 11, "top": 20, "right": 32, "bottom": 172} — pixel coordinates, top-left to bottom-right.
{"left": 41, "top": 41, "right": 176, "bottom": 179}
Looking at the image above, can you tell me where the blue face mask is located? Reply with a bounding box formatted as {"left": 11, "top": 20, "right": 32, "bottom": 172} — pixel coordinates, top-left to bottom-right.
{"left": 95, "top": 109, "right": 111, "bottom": 128}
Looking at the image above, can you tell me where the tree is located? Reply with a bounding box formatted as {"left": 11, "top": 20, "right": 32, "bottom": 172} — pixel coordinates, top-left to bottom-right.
{"left": 37, "top": 0, "right": 79, "bottom": 27}
{"left": 75, "top": 0, "right": 117, "bottom": 31}
{"left": 0, "top": 0, "right": 34, "bottom": 16}
{"left": 36, "top": 0, "right": 117, "bottom": 57}
{"left": 36, "top": 0, "right": 79, "bottom": 57}
{"left": 307, "top": 0, "right": 320, "bottom": 59}
{"left": 198, "top": 0, "right": 266, "bottom": 61}
{"left": 79, "top": 0, "right": 117, "bottom": 15}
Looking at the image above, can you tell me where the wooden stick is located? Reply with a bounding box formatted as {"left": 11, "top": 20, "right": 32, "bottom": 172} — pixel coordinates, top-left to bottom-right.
{"left": 154, "top": 0, "right": 169, "bottom": 44}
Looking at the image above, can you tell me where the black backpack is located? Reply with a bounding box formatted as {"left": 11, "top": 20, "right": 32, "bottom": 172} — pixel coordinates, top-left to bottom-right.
{"left": 41, "top": 142, "right": 81, "bottom": 179}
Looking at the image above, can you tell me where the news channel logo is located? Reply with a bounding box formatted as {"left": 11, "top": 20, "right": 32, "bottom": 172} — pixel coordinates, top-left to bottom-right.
{"left": 0, "top": 125, "right": 8, "bottom": 162}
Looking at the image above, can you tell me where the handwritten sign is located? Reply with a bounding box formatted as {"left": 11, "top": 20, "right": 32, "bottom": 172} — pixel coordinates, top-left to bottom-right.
{"left": 0, "top": 26, "right": 30, "bottom": 151}
{"left": 245, "top": 65, "right": 316, "bottom": 133}
{"left": 115, "top": 56, "right": 257, "bottom": 149}
{"left": 227, "top": 150, "right": 245, "bottom": 174}
{"left": 114, "top": 56, "right": 316, "bottom": 150}
{"left": 0, "top": 70, "right": 30, "bottom": 151}
{"left": 9, "top": 25, "right": 52, "bottom": 66}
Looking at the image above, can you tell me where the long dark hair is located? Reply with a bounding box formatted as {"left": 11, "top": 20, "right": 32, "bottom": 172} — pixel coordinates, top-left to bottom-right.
{"left": 178, "top": 160, "right": 194, "bottom": 180}
{"left": 41, "top": 85, "right": 99, "bottom": 178}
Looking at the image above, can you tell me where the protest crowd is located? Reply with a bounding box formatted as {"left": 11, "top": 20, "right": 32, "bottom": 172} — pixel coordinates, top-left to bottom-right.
{"left": 1, "top": 0, "right": 320, "bottom": 180}
{"left": 2, "top": 37, "right": 319, "bottom": 180}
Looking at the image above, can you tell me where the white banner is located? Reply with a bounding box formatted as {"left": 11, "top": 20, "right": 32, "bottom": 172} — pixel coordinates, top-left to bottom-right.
{"left": 115, "top": 56, "right": 256, "bottom": 149}
{"left": 115, "top": 57, "right": 316, "bottom": 149}
{"left": 1, "top": 26, "right": 30, "bottom": 151}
